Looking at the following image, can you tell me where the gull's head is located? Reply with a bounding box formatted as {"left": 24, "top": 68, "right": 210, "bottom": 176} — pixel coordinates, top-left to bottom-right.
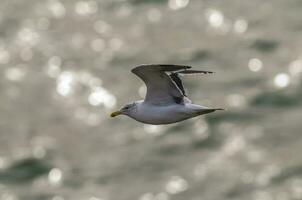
{"left": 110, "top": 102, "right": 137, "bottom": 118}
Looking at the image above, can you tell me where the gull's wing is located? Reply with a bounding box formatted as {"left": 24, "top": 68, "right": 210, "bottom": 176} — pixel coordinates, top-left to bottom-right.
{"left": 177, "top": 70, "right": 214, "bottom": 75}
{"left": 131, "top": 64, "right": 191, "bottom": 105}
{"left": 169, "top": 69, "right": 214, "bottom": 97}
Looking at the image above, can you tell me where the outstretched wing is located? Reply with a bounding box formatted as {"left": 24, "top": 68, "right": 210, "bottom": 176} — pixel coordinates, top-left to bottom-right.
{"left": 131, "top": 64, "right": 191, "bottom": 105}
{"left": 177, "top": 70, "right": 214, "bottom": 75}
{"left": 132, "top": 64, "right": 214, "bottom": 105}
{"left": 169, "top": 70, "right": 214, "bottom": 97}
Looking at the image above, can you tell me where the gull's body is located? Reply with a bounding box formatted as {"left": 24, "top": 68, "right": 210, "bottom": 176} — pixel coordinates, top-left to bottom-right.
{"left": 129, "top": 101, "right": 215, "bottom": 125}
{"left": 111, "top": 64, "right": 223, "bottom": 125}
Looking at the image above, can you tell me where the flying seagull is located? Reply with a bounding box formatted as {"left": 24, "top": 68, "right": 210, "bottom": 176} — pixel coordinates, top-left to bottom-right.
{"left": 110, "top": 64, "right": 223, "bottom": 124}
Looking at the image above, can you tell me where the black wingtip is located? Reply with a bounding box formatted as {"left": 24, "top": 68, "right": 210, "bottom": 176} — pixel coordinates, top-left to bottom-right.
{"left": 178, "top": 70, "right": 215, "bottom": 74}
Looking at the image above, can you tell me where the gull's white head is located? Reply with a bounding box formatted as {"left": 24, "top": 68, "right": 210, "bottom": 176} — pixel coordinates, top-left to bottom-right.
{"left": 110, "top": 102, "right": 137, "bottom": 118}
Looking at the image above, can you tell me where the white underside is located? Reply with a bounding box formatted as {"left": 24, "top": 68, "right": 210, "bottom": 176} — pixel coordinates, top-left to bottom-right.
{"left": 127, "top": 102, "right": 214, "bottom": 125}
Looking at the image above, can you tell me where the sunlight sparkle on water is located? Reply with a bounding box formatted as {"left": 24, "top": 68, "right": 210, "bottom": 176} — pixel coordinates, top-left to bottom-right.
{"left": 194, "top": 119, "right": 209, "bottom": 140}
{"left": 165, "top": 176, "right": 188, "bottom": 194}
{"left": 291, "top": 178, "right": 302, "bottom": 199}
{"left": 94, "top": 20, "right": 112, "bottom": 35}
{"left": 206, "top": 9, "right": 224, "bottom": 28}
{"left": 47, "top": 56, "right": 62, "bottom": 78}
{"left": 139, "top": 193, "right": 154, "bottom": 200}
{"left": 75, "top": 0, "right": 98, "bottom": 16}
{"left": 140, "top": 192, "right": 169, "bottom": 200}
{"left": 48, "top": 168, "right": 63, "bottom": 186}
{"left": 143, "top": 125, "right": 163, "bottom": 136}
{"left": 168, "top": 0, "right": 189, "bottom": 10}
{"left": 153, "top": 193, "right": 168, "bottom": 200}
{"left": 1, "top": 193, "right": 18, "bottom": 200}
{"left": 116, "top": 4, "right": 132, "bottom": 18}
{"left": 17, "top": 28, "right": 40, "bottom": 46}
{"left": 56, "top": 71, "right": 74, "bottom": 96}
{"left": 253, "top": 191, "right": 273, "bottom": 200}
{"left": 248, "top": 58, "right": 263, "bottom": 72}
{"left": 223, "top": 135, "right": 246, "bottom": 156}
{"left": 227, "top": 93, "right": 246, "bottom": 108}
{"left": 88, "top": 86, "right": 116, "bottom": 108}
{"left": 289, "top": 60, "right": 302, "bottom": 75}
{"left": 5, "top": 67, "right": 25, "bottom": 82}
{"left": 274, "top": 73, "right": 290, "bottom": 88}
{"left": 256, "top": 165, "right": 280, "bottom": 186}
{"left": 48, "top": 0, "right": 66, "bottom": 18}
{"left": 233, "top": 19, "right": 248, "bottom": 34}
{"left": 89, "top": 197, "right": 103, "bottom": 200}
{"left": 52, "top": 196, "right": 64, "bottom": 200}
{"left": 33, "top": 145, "right": 46, "bottom": 159}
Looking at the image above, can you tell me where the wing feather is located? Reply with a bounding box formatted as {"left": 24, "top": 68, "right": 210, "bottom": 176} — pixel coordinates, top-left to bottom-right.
{"left": 131, "top": 64, "right": 190, "bottom": 105}
{"left": 131, "top": 64, "right": 212, "bottom": 105}
{"left": 178, "top": 70, "right": 214, "bottom": 74}
{"left": 170, "top": 73, "right": 186, "bottom": 96}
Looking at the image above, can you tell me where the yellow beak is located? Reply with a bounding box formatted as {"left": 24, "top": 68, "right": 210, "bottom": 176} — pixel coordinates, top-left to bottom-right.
{"left": 110, "top": 110, "right": 122, "bottom": 117}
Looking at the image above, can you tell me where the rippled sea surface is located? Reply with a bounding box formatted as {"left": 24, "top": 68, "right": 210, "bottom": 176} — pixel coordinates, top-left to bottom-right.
{"left": 1, "top": 0, "right": 302, "bottom": 199}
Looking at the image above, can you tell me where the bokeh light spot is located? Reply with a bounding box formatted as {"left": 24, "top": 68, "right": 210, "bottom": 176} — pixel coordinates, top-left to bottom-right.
{"left": 52, "top": 196, "right": 64, "bottom": 200}
{"left": 234, "top": 19, "right": 248, "bottom": 34}
{"left": 168, "top": 0, "right": 190, "bottom": 10}
{"left": 75, "top": 0, "right": 98, "bottom": 16}
{"left": 17, "top": 28, "right": 40, "bottom": 46}
{"left": 227, "top": 94, "right": 246, "bottom": 108}
{"left": 165, "top": 176, "right": 188, "bottom": 194}
{"left": 5, "top": 67, "right": 25, "bottom": 82}
{"left": 48, "top": 168, "right": 63, "bottom": 185}
{"left": 88, "top": 86, "right": 116, "bottom": 108}
{"left": 206, "top": 9, "right": 224, "bottom": 28}
{"left": 274, "top": 73, "right": 290, "bottom": 88}
{"left": 289, "top": 60, "right": 302, "bottom": 75}
{"left": 56, "top": 71, "right": 74, "bottom": 96}
{"left": 48, "top": 0, "right": 66, "bottom": 18}
{"left": 94, "top": 20, "right": 112, "bottom": 35}
{"left": 143, "top": 125, "right": 163, "bottom": 136}
{"left": 248, "top": 58, "right": 263, "bottom": 72}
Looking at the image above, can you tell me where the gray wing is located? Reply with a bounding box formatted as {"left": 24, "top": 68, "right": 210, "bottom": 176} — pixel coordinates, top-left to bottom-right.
{"left": 131, "top": 64, "right": 190, "bottom": 105}
{"left": 131, "top": 64, "right": 214, "bottom": 105}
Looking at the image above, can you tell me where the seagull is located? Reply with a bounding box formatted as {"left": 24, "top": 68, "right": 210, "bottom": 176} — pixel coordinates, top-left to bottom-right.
{"left": 110, "top": 64, "right": 223, "bottom": 124}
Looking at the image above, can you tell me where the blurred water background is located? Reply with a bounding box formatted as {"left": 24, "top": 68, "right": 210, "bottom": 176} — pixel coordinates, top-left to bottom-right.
{"left": 0, "top": 0, "right": 302, "bottom": 199}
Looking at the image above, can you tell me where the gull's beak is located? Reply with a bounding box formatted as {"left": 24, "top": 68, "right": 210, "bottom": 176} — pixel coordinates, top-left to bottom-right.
{"left": 110, "top": 110, "right": 122, "bottom": 117}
